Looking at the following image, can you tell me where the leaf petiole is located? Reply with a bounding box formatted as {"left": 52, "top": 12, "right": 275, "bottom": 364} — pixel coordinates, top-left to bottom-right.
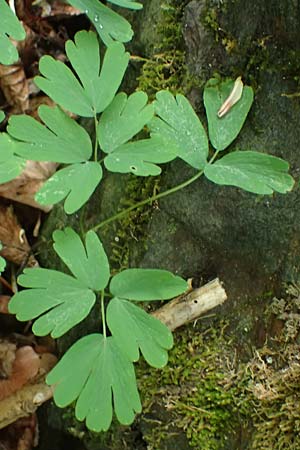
{"left": 91, "top": 151, "right": 220, "bottom": 232}
{"left": 93, "top": 113, "right": 99, "bottom": 162}
{"left": 100, "top": 290, "right": 107, "bottom": 339}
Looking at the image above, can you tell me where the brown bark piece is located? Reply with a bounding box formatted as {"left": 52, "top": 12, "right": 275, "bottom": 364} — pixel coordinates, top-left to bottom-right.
{"left": 0, "top": 205, "right": 38, "bottom": 267}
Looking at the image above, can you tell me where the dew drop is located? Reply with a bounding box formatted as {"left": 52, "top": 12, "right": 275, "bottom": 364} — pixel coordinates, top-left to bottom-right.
{"left": 94, "top": 14, "right": 99, "bottom": 22}
{"left": 84, "top": 9, "right": 89, "bottom": 14}
{"left": 99, "top": 24, "right": 103, "bottom": 29}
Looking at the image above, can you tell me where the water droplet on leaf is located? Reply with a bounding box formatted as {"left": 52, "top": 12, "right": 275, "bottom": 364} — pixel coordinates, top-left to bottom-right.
{"left": 94, "top": 14, "right": 99, "bottom": 22}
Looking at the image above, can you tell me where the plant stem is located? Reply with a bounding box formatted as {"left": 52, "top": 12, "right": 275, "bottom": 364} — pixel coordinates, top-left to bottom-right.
{"left": 92, "top": 151, "right": 219, "bottom": 233}
{"left": 93, "top": 113, "right": 98, "bottom": 162}
{"left": 100, "top": 290, "right": 107, "bottom": 339}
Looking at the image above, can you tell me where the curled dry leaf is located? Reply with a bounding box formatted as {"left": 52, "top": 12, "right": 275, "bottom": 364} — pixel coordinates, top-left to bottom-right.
{"left": 0, "top": 205, "right": 38, "bottom": 267}
{"left": 0, "top": 161, "right": 58, "bottom": 211}
{"left": 0, "top": 346, "right": 40, "bottom": 401}
{"left": 0, "top": 62, "right": 29, "bottom": 113}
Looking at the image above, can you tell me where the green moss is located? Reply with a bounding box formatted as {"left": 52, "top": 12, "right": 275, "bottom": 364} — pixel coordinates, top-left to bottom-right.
{"left": 137, "top": 0, "right": 192, "bottom": 98}
{"left": 108, "top": 174, "right": 160, "bottom": 273}
{"left": 138, "top": 323, "right": 253, "bottom": 450}
{"left": 249, "top": 285, "right": 300, "bottom": 449}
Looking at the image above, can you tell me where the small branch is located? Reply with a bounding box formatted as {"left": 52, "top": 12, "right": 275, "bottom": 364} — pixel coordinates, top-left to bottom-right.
{"left": 152, "top": 278, "right": 227, "bottom": 331}
{"left": 0, "top": 379, "right": 54, "bottom": 429}
{"left": 0, "top": 352, "right": 56, "bottom": 429}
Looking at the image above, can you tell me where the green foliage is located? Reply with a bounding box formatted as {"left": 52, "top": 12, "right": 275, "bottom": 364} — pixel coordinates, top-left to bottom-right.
{"left": 3, "top": 30, "right": 293, "bottom": 213}
{"left": 149, "top": 90, "right": 208, "bottom": 169}
{"left": 204, "top": 151, "right": 294, "bottom": 194}
{"left": 47, "top": 333, "right": 142, "bottom": 432}
{"left": 8, "top": 105, "right": 93, "bottom": 163}
{"left": 98, "top": 92, "right": 154, "bottom": 153}
{"left": 9, "top": 227, "right": 188, "bottom": 430}
{"left": 9, "top": 228, "right": 110, "bottom": 337}
{"left": 0, "top": 111, "right": 5, "bottom": 123}
{"left": 36, "top": 162, "right": 103, "bottom": 214}
{"left": 103, "top": 137, "right": 176, "bottom": 176}
{"left": 204, "top": 77, "right": 254, "bottom": 151}
{"left": 0, "top": 133, "right": 26, "bottom": 184}
{"left": 1, "top": 11, "right": 296, "bottom": 437}
{"left": 35, "top": 31, "right": 129, "bottom": 117}
{"left": 66, "top": 0, "right": 142, "bottom": 46}
{"left": 107, "top": 298, "right": 173, "bottom": 367}
{"left": 0, "top": 0, "right": 25, "bottom": 65}
{"left": 110, "top": 268, "right": 188, "bottom": 301}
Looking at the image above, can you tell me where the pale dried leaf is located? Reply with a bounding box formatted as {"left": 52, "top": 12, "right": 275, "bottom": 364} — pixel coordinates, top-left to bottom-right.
{"left": 0, "top": 161, "right": 58, "bottom": 211}
{"left": 0, "top": 205, "right": 38, "bottom": 267}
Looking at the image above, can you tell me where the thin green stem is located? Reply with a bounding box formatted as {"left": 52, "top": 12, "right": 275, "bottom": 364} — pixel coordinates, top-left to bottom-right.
{"left": 92, "top": 151, "right": 219, "bottom": 233}
{"left": 93, "top": 113, "right": 99, "bottom": 162}
{"left": 100, "top": 290, "right": 107, "bottom": 339}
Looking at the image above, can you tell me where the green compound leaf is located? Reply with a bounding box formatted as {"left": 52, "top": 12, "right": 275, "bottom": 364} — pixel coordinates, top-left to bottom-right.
{"left": 8, "top": 269, "right": 96, "bottom": 338}
{"left": 53, "top": 228, "right": 109, "bottom": 291}
{"left": 67, "top": 0, "right": 135, "bottom": 45}
{"left": 35, "top": 31, "right": 129, "bottom": 116}
{"left": 36, "top": 162, "right": 103, "bottom": 214}
{"left": 104, "top": 137, "right": 177, "bottom": 176}
{"left": 110, "top": 269, "right": 188, "bottom": 301}
{"left": 0, "top": 0, "right": 26, "bottom": 65}
{"left": 98, "top": 92, "right": 154, "bottom": 153}
{"left": 0, "top": 111, "right": 5, "bottom": 123}
{"left": 0, "top": 243, "right": 6, "bottom": 274}
{"left": 149, "top": 90, "right": 209, "bottom": 170}
{"left": 0, "top": 133, "right": 26, "bottom": 183}
{"left": 9, "top": 228, "right": 110, "bottom": 337}
{"left": 204, "top": 78, "right": 254, "bottom": 151}
{"left": 46, "top": 334, "right": 142, "bottom": 431}
{"left": 204, "top": 151, "right": 295, "bottom": 194}
{"left": 8, "top": 105, "right": 92, "bottom": 163}
{"left": 107, "top": 297, "right": 173, "bottom": 368}
{"left": 107, "top": 0, "right": 142, "bottom": 9}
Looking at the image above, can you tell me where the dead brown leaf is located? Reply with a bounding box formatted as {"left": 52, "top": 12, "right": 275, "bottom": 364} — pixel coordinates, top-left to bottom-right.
{"left": 0, "top": 205, "right": 38, "bottom": 267}
{"left": 0, "top": 346, "right": 40, "bottom": 401}
{"left": 0, "top": 296, "right": 11, "bottom": 314}
{"left": 0, "top": 63, "right": 29, "bottom": 113}
{"left": 0, "top": 161, "right": 58, "bottom": 212}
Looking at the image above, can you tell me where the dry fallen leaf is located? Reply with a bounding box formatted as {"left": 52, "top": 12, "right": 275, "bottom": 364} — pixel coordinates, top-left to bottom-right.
{"left": 0, "top": 161, "right": 58, "bottom": 212}
{"left": 0, "top": 205, "right": 38, "bottom": 267}
{"left": 0, "top": 62, "right": 29, "bottom": 113}
{"left": 0, "top": 346, "right": 40, "bottom": 401}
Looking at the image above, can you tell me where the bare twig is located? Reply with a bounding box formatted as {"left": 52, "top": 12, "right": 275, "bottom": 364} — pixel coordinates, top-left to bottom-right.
{"left": 152, "top": 278, "right": 227, "bottom": 331}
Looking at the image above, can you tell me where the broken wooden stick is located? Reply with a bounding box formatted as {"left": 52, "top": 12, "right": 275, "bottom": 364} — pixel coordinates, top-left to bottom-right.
{"left": 152, "top": 278, "right": 227, "bottom": 331}
{"left": 0, "top": 352, "right": 56, "bottom": 430}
